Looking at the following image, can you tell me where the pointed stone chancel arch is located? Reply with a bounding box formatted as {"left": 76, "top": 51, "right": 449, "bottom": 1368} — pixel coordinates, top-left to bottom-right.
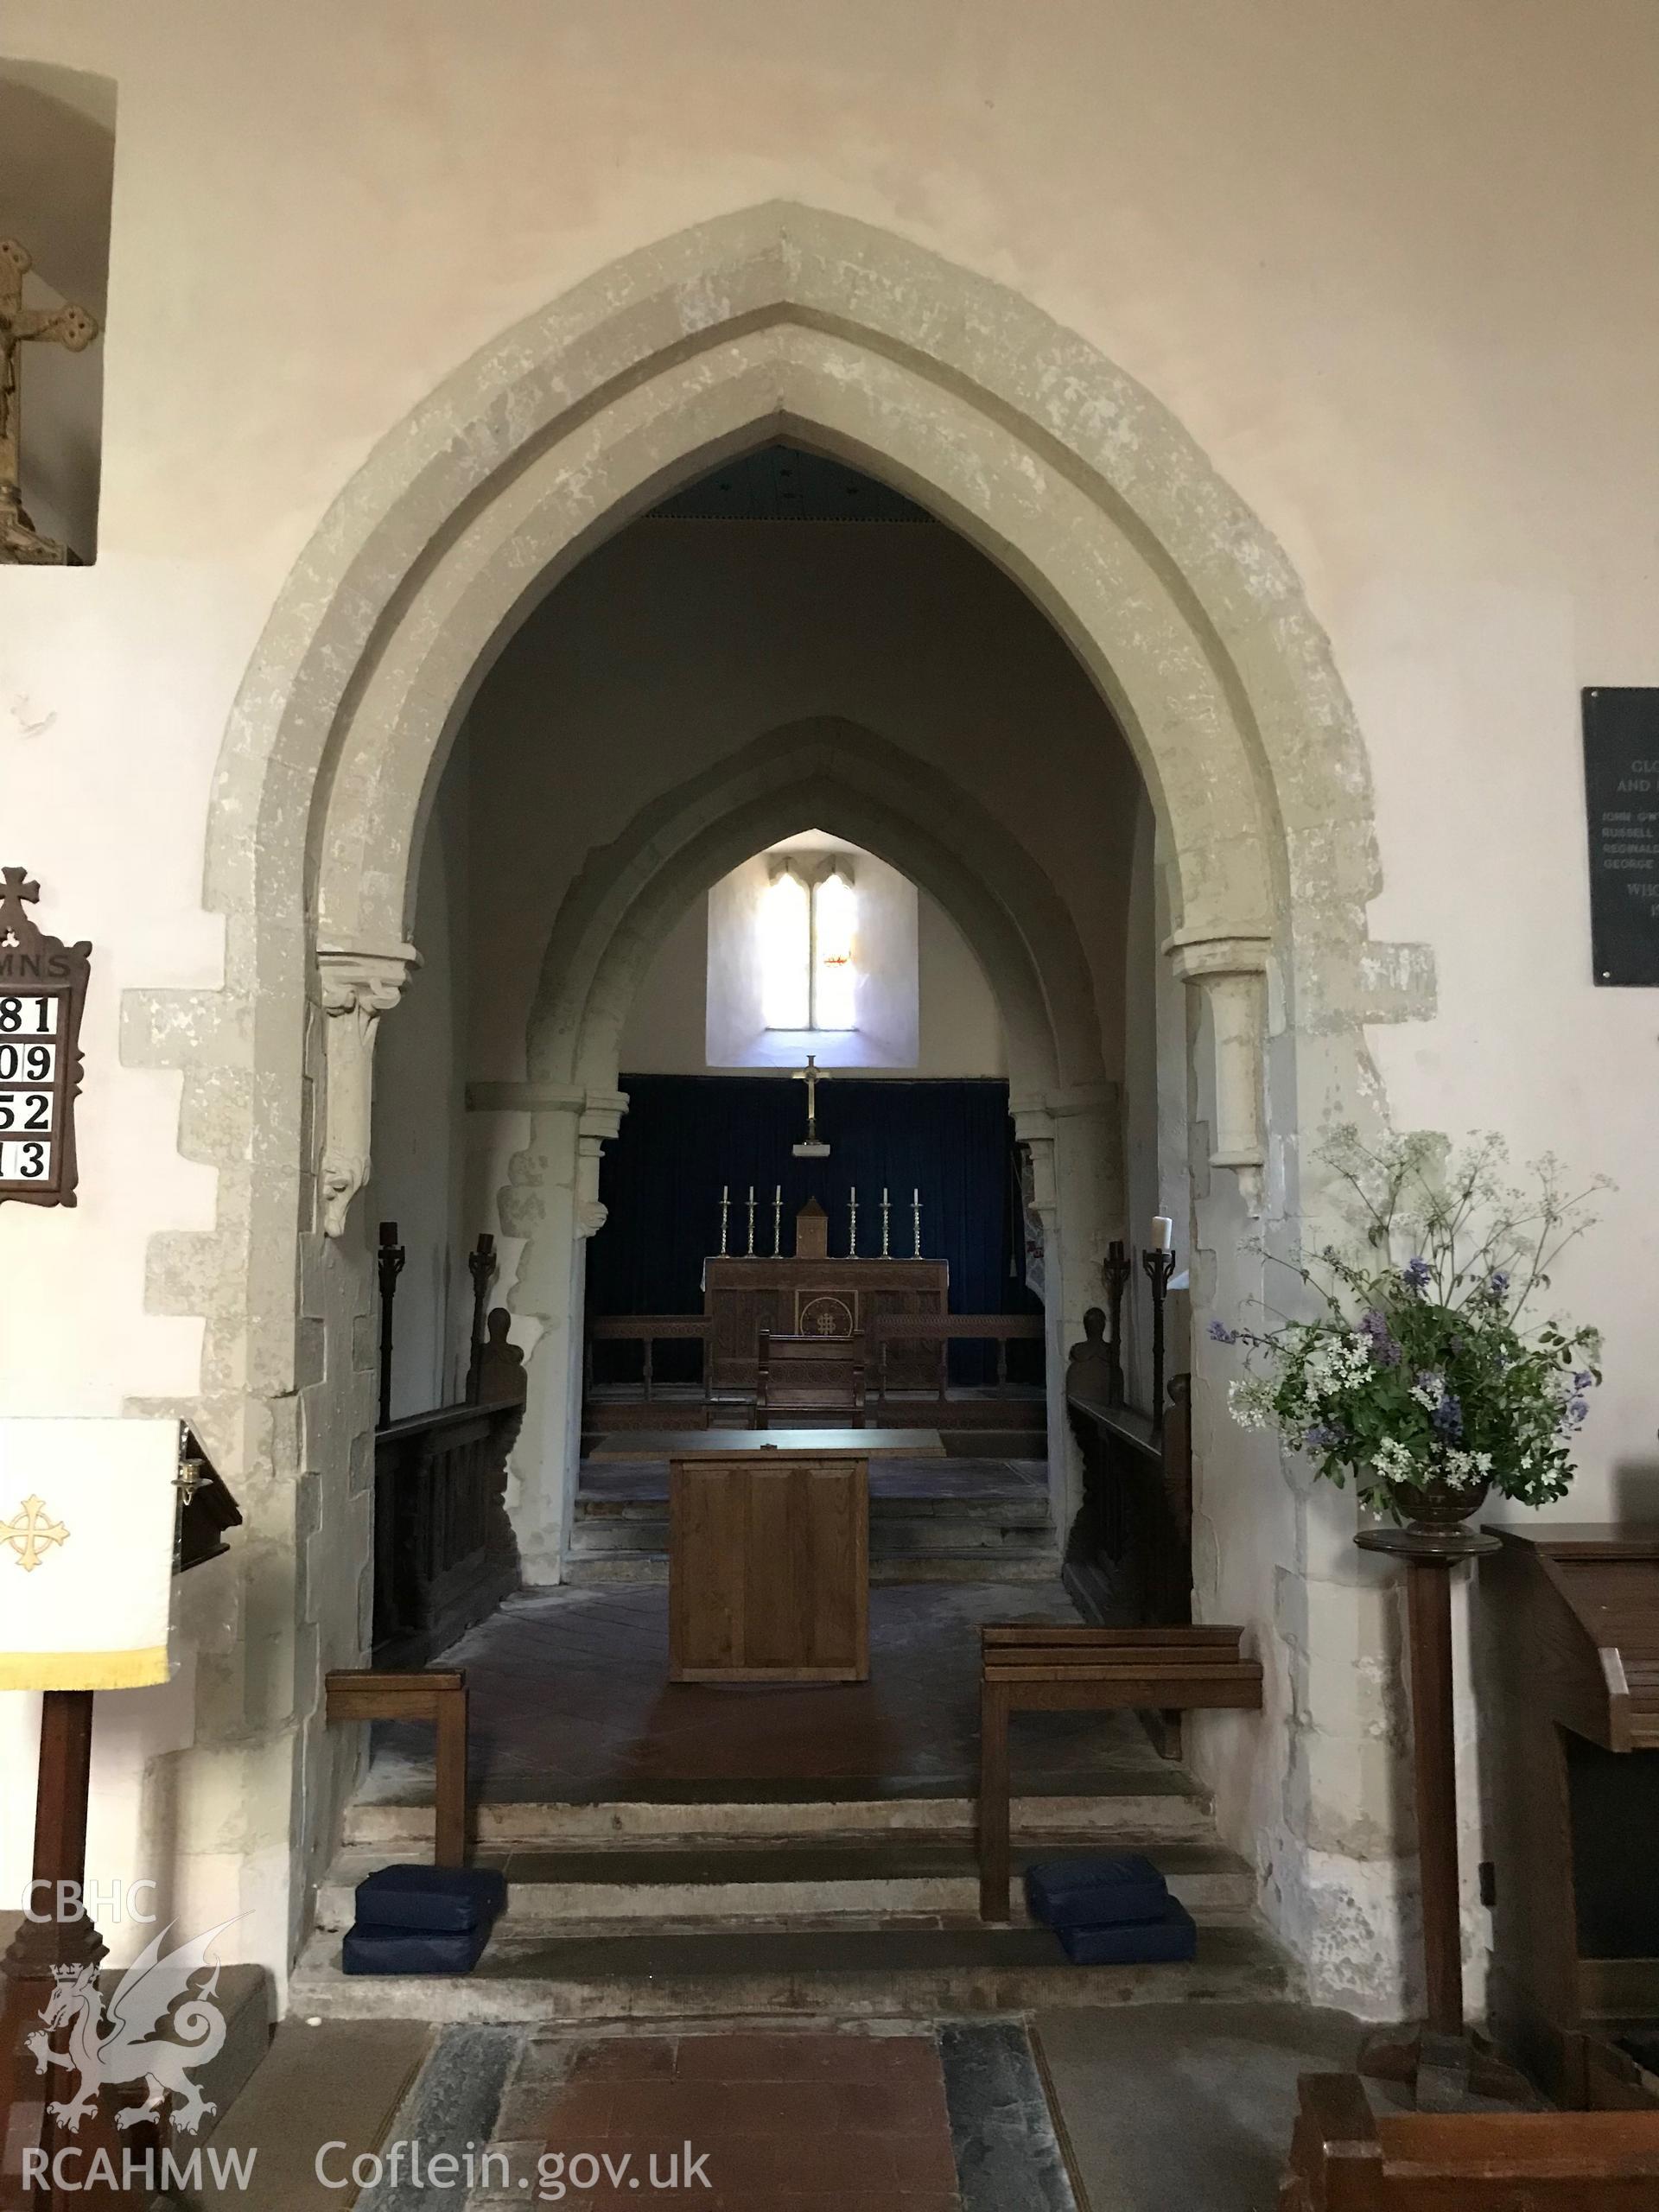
{"left": 527, "top": 717, "right": 1106, "bottom": 1102}
{"left": 128, "top": 200, "right": 1435, "bottom": 2011}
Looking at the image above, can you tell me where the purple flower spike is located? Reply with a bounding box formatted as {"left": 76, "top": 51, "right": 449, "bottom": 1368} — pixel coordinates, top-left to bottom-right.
{"left": 1573, "top": 1370, "right": 1596, "bottom": 1392}
{"left": 1432, "top": 1394, "right": 1463, "bottom": 1440}
{"left": 1486, "top": 1269, "right": 1510, "bottom": 1300}
{"left": 1403, "top": 1257, "right": 1433, "bottom": 1291}
{"left": 1208, "top": 1319, "right": 1239, "bottom": 1344}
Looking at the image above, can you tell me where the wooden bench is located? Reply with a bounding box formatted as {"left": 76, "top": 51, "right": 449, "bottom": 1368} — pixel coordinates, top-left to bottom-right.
{"left": 325, "top": 1668, "right": 468, "bottom": 1866}
{"left": 1280, "top": 2072, "right": 1659, "bottom": 2208}
{"left": 977, "top": 1623, "right": 1262, "bottom": 1920}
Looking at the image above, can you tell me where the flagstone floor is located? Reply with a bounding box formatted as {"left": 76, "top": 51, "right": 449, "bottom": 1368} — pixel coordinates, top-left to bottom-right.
{"left": 359, "top": 1580, "right": 1173, "bottom": 1805}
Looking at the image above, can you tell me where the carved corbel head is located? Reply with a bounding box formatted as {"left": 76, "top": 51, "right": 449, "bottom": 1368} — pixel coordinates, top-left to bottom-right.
{"left": 315, "top": 944, "right": 418, "bottom": 1238}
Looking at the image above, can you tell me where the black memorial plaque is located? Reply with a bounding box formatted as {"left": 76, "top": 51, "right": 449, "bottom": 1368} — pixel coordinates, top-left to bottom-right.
{"left": 1584, "top": 688, "right": 1659, "bottom": 987}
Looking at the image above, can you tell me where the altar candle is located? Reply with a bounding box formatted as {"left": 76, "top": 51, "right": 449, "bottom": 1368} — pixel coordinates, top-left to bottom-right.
{"left": 1150, "top": 1215, "right": 1174, "bottom": 1251}
{"left": 882, "top": 1185, "right": 888, "bottom": 1203}
{"left": 721, "top": 1184, "right": 728, "bottom": 1201}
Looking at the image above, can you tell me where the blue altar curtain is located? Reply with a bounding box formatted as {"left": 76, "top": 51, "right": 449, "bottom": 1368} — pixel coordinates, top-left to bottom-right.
{"left": 586, "top": 1073, "right": 1038, "bottom": 1379}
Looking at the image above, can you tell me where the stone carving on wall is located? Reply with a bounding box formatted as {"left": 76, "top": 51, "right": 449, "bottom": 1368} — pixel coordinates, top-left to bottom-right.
{"left": 0, "top": 238, "right": 99, "bottom": 567}
{"left": 1166, "top": 934, "right": 1272, "bottom": 1213}
{"left": 316, "top": 944, "right": 418, "bottom": 1238}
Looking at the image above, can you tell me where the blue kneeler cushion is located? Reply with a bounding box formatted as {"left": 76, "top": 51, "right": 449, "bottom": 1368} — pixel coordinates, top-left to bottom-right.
{"left": 353, "top": 1864, "right": 507, "bottom": 1933}
{"left": 343, "top": 1863, "right": 508, "bottom": 1974}
{"left": 1024, "top": 1853, "right": 1169, "bottom": 1931}
{"left": 342, "top": 1922, "right": 493, "bottom": 1976}
{"left": 1055, "top": 1896, "right": 1197, "bottom": 1966}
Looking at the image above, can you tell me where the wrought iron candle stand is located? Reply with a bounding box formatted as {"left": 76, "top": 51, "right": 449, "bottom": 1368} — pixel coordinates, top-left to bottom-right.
{"left": 376, "top": 1219, "right": 406, "bottom": 1430}
{"left": 1101, "top": 1239, "right": 1132, "bottom": 1408}
{"left": 465, "top": 1232, "right": 497, "bottom": 1404}
{"left": 1141, "top": 1243, "right": 1177, "bottom": 1438}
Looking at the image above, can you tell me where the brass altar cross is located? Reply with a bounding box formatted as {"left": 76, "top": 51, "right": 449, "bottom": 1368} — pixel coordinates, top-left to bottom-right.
{"left": 2, "top": 1493, "right": 70, "bottom": 1573}
{"left": 0, "top": 238, "right": 99, "bottom": 565}
{"left": 791, "top": 1052, "right": 832, "bottom": 1156}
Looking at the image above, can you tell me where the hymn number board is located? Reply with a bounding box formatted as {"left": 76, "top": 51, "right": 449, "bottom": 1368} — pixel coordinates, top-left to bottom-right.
{"left": 0, "top": 869, "right": 88, "bottom": 1207}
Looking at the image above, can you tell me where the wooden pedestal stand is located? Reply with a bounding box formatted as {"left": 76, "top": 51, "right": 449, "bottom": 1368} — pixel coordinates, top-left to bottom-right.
{"left": 1353, "top": 1522, "right": 1533, "bottom": 2112}
{"left": 0, "top": 1693, "right": 158, "bottom": 2209}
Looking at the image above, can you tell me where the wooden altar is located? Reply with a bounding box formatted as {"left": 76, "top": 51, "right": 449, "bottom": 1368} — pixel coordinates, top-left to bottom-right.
{"left": 703, "top": 1201, "right": 948, "bottom": 1392}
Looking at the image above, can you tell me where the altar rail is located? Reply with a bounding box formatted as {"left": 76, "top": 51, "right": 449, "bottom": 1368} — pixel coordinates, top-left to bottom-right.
{"left": 372, "top": 1394, "right": 522, "bottom": 1668}
{"left": 867, "top": 1313, "right": 1045, "bottom": 1410}
{"left": 585, "top": 1315, "right": 717, "bottom": 1422}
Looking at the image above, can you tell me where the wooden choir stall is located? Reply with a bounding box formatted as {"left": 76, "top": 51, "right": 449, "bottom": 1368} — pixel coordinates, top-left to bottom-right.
{"left": 1483, "top": 1522, "right": 1659, "bottom": 2109}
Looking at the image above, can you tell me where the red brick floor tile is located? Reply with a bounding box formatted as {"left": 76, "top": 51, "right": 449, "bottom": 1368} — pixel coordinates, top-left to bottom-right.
{"left": 528, "top": 2031, "right": 961, "bottom": 2209}
{"left": 568, "top": 2034, "right": 677, "bottom": 2080}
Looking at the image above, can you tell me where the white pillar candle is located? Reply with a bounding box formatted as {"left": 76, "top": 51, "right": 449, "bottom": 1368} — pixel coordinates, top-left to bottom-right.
{"left": 1151, "top": 1215, "right": 1174, "bottom": 1251}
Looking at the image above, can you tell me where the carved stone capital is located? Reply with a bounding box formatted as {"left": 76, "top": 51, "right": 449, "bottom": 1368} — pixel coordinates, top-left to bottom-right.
{"left": 315, "top": 944, "right": 418, "bottom": 1238}
{"left": 575, "top": 1090, "right": 629, "bottom": 1239}
{"left": 1165, "top": 932, "right": 1271, "bottom": 1213}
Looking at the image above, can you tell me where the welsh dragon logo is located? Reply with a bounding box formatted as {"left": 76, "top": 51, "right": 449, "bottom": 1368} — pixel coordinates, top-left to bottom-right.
{"left": 26, "top": 1918, "right": 239, "bottom": 2137}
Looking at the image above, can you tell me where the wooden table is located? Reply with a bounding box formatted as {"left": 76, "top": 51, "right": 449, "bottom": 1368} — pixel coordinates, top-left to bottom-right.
{"left": 664, "top": 1429, "right": 944, "bottom": 1684}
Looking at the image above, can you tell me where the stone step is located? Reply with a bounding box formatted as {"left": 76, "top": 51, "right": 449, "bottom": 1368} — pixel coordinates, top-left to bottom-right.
{"left": 342, "top": 1779, "right": 1212, "bottom": 1853}
{"left": 563, "top": 1550, "right": 1061, "bottom": 1586}
{"left": 315, "top": 1838, "right": 1251, "bottom": 1933}
{"left": 289, "top": 1918, "right": 1293, "bottom": 2024}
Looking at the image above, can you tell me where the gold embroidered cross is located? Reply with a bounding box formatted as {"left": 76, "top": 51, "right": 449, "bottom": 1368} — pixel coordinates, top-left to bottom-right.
{"left": 2, "top": 1493, "right": 69, "bottom": 1572}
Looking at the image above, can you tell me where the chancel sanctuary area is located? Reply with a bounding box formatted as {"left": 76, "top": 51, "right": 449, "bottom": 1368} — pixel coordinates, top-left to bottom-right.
{"left": 3, "top": 7, "right": 1659, "bottom": 2208}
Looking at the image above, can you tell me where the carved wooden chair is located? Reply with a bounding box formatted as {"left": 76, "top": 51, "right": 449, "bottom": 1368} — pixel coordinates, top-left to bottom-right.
{"left": 755, "top": 1331, "right": 867, "bottom": 1428}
